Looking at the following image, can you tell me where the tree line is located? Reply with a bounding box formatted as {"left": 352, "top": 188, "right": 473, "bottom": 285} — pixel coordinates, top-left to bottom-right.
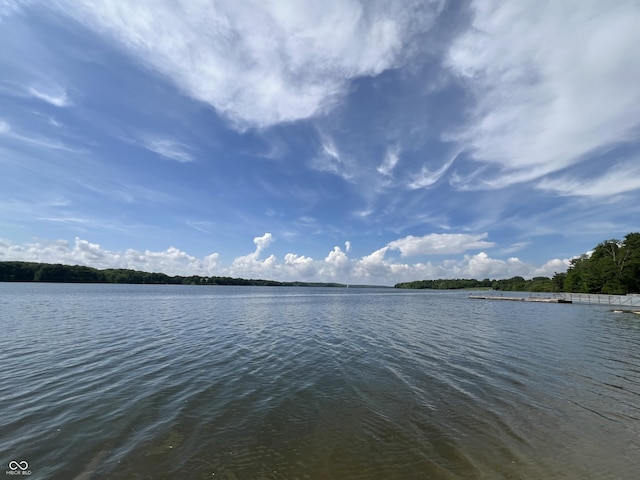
{"left": 394, "top": 276, "right": 563, "bottom": 292}
{"left": 395, "top": 233, "right": 640, "bottom": 294}
{"left": 0, "top": 261, "right": 344, "bottom": 287}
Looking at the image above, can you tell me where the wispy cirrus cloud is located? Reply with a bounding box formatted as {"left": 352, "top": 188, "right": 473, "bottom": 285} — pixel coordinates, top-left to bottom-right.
{"left": 0, "top": 118, "right": 81, "bottom": 152}
{"left": 28, "top": 86, "right": 70, "bottom": 107}
{"left": 387, "top": 232, "right": 494, "bottom": 256}
{"left": 139, "top": 134, "right": 194, "bottom": 163}
{"left": 309, "top": 133, "right": 355, "bottom": 181}
{"left": 51, "top": 0, "right": 444, "bottom": 129}
{"left": 446, "top": 0, "right": 640, "bottom": 189}
{"left": 377, "top": 146, "right": 400, "bottom": 176}
{"left": 408, "top": 150, "right": 460, "bottom": 189}
{"left": 537, "top": 160, "right": 640, "bottom": 197}
{"left": 500, "top": 242, "right": 530, "bottom": 255}
{"left": 186, "top": 220, "right": 212, "bottom": 234}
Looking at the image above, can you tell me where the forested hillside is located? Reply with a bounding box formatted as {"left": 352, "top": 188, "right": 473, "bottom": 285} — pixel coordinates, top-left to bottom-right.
{"left": 0, "top": 261, "right": 344, "bottom": 287}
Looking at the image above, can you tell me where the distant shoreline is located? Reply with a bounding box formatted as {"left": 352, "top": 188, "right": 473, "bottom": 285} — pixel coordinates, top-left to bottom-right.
{"left": 0, "top": 261, "right": 388, "bottom": 288}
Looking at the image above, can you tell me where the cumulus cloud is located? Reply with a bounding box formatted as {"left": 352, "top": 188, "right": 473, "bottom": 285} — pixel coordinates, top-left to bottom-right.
{"left": 387, "top": 232, "right": 494, "bottom": 256}
{"left": 465, "top": 252, "right": 526, "bottom": 279}
{"left": 447, "top": 0, "right": 640, "bottom": 189}
{"left": 229, "top": 233, "right": 277, "bottom": 277}
{"left": 0, "top": 237, "right": 219, "bottom": 276}
{"left": 533, "top": 258, "right": 571, "bottom": 277}
{"left": 345, "top": 241, "right": 352, "bottom": 252}
{"left": 52, "top": 0, "right": 443, "bottom": 129}
{"left": 354, "top": 246, "right": 391, "bottom": 278}
{"left": 321, "top": 246, "right": 351, "bottom": 277}
{"left": 253, "top": 232, "right": 274, "bottom": 254}
{"left": 0, "top": 235, "right": 570, "bottom": 285}
{"left": 284, "top": 253, "right": 316, "bottom": 278}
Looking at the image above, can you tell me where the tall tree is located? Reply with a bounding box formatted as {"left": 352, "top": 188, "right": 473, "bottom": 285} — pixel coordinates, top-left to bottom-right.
{"left": 563, "top": 233, "right": 640, "bottom": 294}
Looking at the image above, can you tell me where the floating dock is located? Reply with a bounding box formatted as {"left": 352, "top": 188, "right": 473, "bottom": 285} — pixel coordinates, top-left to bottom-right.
{"left": 560, "top": 293, "right": 640, "bottom": 307}
{"left": 468, "top": 295, "right": 572, "bottom": 304}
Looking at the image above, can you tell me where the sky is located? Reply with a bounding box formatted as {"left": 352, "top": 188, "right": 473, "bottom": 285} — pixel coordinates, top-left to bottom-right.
{"left": 1, "top": 0, "right": 639, "bottom": 286}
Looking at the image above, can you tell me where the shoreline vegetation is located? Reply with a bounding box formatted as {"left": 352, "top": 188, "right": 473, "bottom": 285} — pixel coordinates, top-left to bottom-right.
{"left": 0, "top": 261, "right": 350, "bottom": 287}
{"left": 397, "top": 233, "right": 640, "bottom": 295}
{"left": 1, "top": 233, "right": 638, "bottom": 293}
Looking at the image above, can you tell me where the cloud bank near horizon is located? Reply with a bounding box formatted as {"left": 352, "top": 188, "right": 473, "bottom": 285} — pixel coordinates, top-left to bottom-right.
{"left": 0, "top": 233, "right": 570, "bottom": 285}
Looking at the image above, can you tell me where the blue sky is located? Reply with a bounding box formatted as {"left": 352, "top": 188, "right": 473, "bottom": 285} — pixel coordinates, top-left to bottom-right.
{"left": 1, "top": 0, "right": 639, "bottom": 285}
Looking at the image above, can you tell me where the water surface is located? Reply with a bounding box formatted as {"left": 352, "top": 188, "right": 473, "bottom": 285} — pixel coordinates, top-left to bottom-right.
{"left": 1, "top": 284, "right": 639, "bottom": 479}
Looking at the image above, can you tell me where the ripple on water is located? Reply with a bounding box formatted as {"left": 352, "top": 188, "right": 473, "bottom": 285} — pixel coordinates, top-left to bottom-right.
{"left": 1, "top": 285, "right": 640, "bottom": 479}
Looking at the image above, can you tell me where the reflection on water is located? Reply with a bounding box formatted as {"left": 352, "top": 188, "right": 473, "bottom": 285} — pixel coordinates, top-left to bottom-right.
{"left": 1, "top": 284, "right": 639, "bottom": 479}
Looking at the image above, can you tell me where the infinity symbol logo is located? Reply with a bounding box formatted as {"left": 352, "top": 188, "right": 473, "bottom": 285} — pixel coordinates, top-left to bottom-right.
{"left": 8, "top": 460, "right": 28, "bottom": 470}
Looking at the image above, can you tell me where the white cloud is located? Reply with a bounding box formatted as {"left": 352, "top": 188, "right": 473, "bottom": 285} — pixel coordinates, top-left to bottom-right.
{"left": 253, "top": 232, "right": 274, "bottom": 254}
{"left": 447, "top": 0, "right": 640, "bottom": 189}
{"left": 139, "top": 135, "right": 194, "bottom": 163}
{"left": 309, "top": 134, "right": 354, "bottom": 181}
{"left": 387, "top": 232, "right": 494, "bottom": 256}
{"left": 377, "top": 146, "right": 400, "bottom": 176}
{"left": 0, "top": 237, "right": 220, "bottom": 276}
{"left": 186, "top": 220, "right": 212, "bottom": 234}
{"left": 50, "top": 0, "right": 443, "bottom": 128}
{"left": 28, "top": 86, "right": 70, "bottom": 107}
{"left": 0, "top": 235, "right": 570, "bottom": 285}
{"left": 408, "top": 150, "right": 460, "bottom": 189}
{"left": 465, "top": 252, "right": 525, "bottom": 279}
{"left": 322, "top": 246, "right": 350, "bottom": 273}
{"left": 501, "top": 242, "right": 530, "bottom": 255}
{"left": 229, "top": 233, "right": 277, "bottom": 277}
{"left": 533, "top": 258, "right": 571, "bottom": 277}
{"left": 354, "top": 246, "right": 391, "bottom": 278}
{"left": 0, "top": 1, "right": 19, "bottom": 17}
{"left": 284, "top": 252, "right": 317, "bottom": 278}
{"left": 537, "top": 160, "right": 640, "bottom": 197}
{"left": 0, "top": 119, "right": 81, "bottom": 152}
{"left": 345, "top": 240, "right": 352, "bottom": 252}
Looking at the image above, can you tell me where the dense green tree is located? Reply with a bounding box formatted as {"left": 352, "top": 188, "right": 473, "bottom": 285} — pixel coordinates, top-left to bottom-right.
{"left": 561, "top": 234, "right": 640, "bottom": 294}
{"left": 0, "top": 261, "right": 40, "bottom": 281}
{"left": 551, "top": 272, "right": 566, "bottom": 292}
{"left": 620, "top": 233, "right": 640, "bottom": 293}
{"left": 395, "top": 278, "right": 493, "bottom": 290}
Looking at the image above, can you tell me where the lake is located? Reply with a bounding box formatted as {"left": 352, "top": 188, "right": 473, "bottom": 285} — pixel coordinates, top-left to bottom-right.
{"left": 1, "top": 284, "right": 639, "bottom": 479}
